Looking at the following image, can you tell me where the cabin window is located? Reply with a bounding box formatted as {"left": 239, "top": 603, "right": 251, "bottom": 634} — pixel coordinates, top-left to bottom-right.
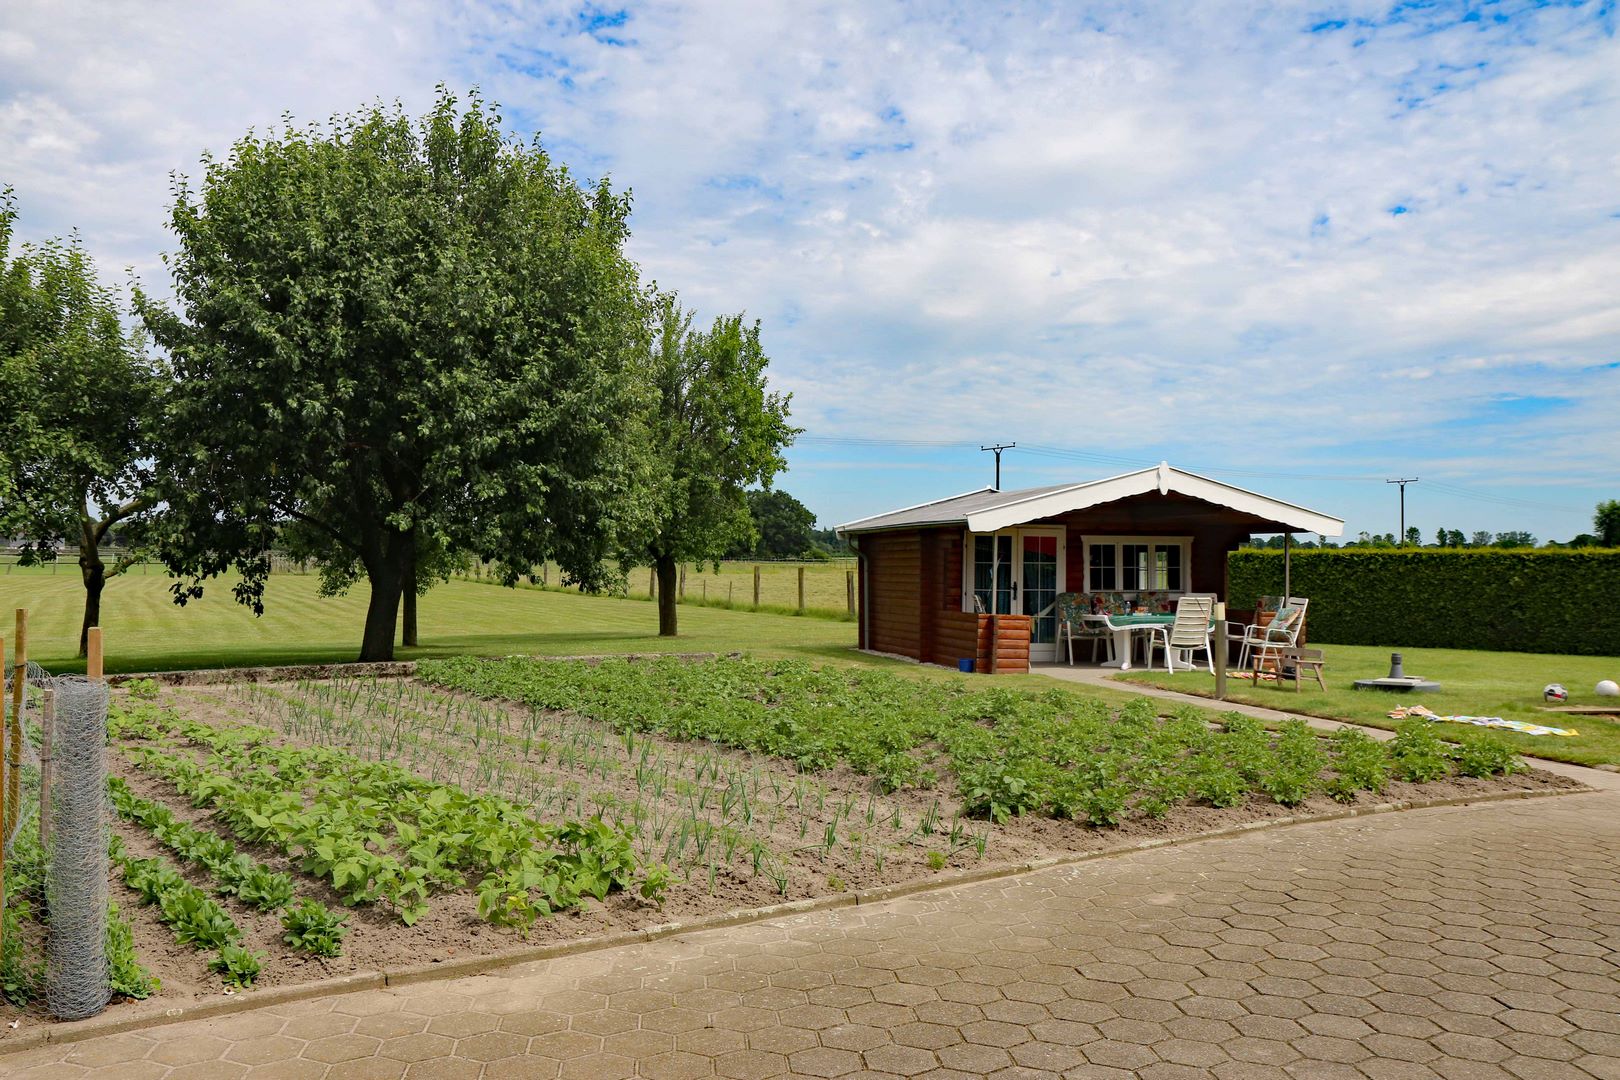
{"left": 1087, "top": 543, "right": 1116, "bottom": 591}
{"left": 1085, "top": 537, "right": 1191, "bottom": 594}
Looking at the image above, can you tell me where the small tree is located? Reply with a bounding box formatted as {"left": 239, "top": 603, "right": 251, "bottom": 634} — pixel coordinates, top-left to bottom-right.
{"left": 1493, "top": 530, "right": 1536, "bottom": 549}
{"left": 139, "top": 91, "right": 648, "bottom": 661}
{"left": 1469, "top": 530, "right": 1494, "bottom": 548}
{"left": 0, "top": 191, "right": 166, "bottom": 656}
{"left": 1596, "top": 500, "right": 1620, "bottom": 547}
{"left": 635, "top": 295, "right": 796, "bottom": 636}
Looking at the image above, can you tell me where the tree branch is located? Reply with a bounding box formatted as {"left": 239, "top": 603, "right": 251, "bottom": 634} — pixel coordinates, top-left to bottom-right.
{"left": 275, "top": 502, "right": 363, "bottom": 555}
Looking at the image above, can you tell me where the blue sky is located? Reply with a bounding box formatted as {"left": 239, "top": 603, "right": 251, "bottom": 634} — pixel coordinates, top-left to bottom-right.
{"left": 2, "top": 0, "right": 1616, "bottom": 541}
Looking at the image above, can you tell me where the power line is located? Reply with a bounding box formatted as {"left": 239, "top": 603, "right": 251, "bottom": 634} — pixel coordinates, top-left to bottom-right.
{"left": 980, "top": 443, "right": 1016, "bottom": 491}
{"left": 1386, "top": 478, "right": 1419, "bottom": 543}
{"left": 793, "top": 434, "right": 1587, "bottom": 515}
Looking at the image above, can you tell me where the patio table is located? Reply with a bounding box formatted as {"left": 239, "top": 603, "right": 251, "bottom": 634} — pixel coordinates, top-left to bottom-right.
{"left": 1083, "top": 613, "right": 1176, "bottom": 670}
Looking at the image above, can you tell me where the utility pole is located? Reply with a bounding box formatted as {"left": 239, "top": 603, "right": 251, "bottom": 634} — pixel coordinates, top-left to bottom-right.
{"left": 1386, "top": 478, "right": 1419, "bottom": 544}
{"left": 981, "top": 443, "right": 1016, "bottom": 491}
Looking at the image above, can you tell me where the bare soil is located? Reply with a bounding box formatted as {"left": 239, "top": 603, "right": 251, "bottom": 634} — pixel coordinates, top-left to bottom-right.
{"left": 13, "top": 675, "right": 1587, "bottom": 1020}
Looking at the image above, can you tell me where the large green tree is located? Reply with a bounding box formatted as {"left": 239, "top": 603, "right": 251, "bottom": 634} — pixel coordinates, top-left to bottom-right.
{"left": 139, "top": 91, "right": 648, "bottom": 660}
{"left": 1596, "top": 500, "right": 1620, "bottom": 547}
{"left": 0, "top": 190, "right": 166, "bottom": 655}
{"left": 738, "top": 489, "right": 816, "bottom": 558}
{"left": 636, "top": 295, "right": 796, "bottom": 636}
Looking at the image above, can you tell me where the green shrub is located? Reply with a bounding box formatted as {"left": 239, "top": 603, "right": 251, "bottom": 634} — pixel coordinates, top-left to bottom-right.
{"left": 1228, "top": 548, "right": 1620, "bottom": 654}
{"left": 1392, "top": 721, "right": 1453, "bottom": 782}
{"left": 1453, "top": 734, "right": 1523, "bottom": 778}
{"left": 1326, "top": 728, "right": 1391, "bottom": 802}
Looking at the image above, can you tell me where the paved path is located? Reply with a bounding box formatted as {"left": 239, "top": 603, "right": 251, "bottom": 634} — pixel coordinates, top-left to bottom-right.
{"left": 5, "top": 769, "right": 1617, "bottom": 1080}
{"left": 1035, "top": 662, "right": 1361, "bottom": 729}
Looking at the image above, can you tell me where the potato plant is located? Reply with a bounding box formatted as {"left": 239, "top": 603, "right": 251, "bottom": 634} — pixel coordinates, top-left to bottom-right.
{"left": 421, "top": 656, "right": 1527, "bottom": 828}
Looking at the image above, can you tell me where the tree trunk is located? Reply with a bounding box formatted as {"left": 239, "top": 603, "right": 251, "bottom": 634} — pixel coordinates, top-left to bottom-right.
{"left": 79, "top": 550, "right": 106, "bottom": 659}
{"left": 360, "top": 556, "right": 406, "bottom": 662}
{"left": 402, "top": 541, "right": 419, "bottom": 648}
{"left": 655, "top": 555, "right": 679, "bottom": 637}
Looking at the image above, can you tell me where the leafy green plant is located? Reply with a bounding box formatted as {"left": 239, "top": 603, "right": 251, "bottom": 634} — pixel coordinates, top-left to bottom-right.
{"left": 280, "top": 900, "right": 348, "bottom": 958}
{"left": 1392, "top": 721, "right": 1453, "bottom": 782}
{"left": 1262, "top": 720, "right": 1328, "bottom": 807}
{"left": 1453, "top": 735, "right": 1522, "bottom": 778}
{"left": 106, "top": 902, "right": 158, "bottom": 999}
{"left": 925, "top": 850, "right": 946, "bottom": 872}
{"left": 957, "top": 763, "right": 1041, "bottom": 824}
{"left": 1326, "top": 728, "right": 1391, "bottom": 802}
{"left": 210, "top": 943, "right": 265, "bottom": 989}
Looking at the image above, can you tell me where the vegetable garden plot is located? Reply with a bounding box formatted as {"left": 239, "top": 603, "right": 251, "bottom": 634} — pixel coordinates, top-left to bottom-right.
{"left": 66, "top": 659, "right": 1577, "bottom": 1012}
{"left": 418, "top": 655, "right": 1565, "bottom": 825}
{"left": 90, "top": 684, "right": 666, "bottom": 1003}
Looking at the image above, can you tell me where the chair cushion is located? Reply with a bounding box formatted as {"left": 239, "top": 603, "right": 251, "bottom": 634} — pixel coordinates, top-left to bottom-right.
{"left": 1271, "top": 605, "right": 1300, "bottom": 631}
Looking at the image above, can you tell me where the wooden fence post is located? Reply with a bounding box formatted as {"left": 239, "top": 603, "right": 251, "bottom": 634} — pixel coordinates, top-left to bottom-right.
{"left": 7, "top": 609, "right": 23, "bottom": 840}
{"left": 753, "top": 566, "right": 761, "bottom": 608}
{"left": 797, "top": 567, "right": 805, "bottom": 613}
{"left": 648, "top": 568, "right": 656, "bottom": 599}
{"left": 988, "top": 616, "right": 1000, "bottom": 676}
{"left": 86, "top": 627, "right": 103, "bottom": 681}
{"left": 1, "top": 632, "right": 8, "bottom": 953}
{"left": 846, "top": 570, "right": 855, "bottom": 615}
{"left": 1213, "top": 601, "right": 1227, "bottom": 701}
{"left": 679, "top": 567, "right": 686, "bottom": 600}
{"left": 38, "top": 688, "right": 54, "bottom": 848}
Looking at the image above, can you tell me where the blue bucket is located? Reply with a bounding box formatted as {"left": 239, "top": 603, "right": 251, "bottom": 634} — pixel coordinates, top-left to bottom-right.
{"left": 957, "top": 658, "right": 975, "bottom": 673}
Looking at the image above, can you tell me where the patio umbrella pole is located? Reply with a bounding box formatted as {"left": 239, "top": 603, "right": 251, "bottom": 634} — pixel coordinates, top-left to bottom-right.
{"left": 1283, "top": 532, "right": 1292, "bottom": 598}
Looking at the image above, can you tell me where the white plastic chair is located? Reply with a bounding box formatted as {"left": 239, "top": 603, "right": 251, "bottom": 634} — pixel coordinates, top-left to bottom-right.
{"left": 1238, "top": 596, "right": 1309, "bottom": 671}
{"left": 1056, "top": 592, "right": 1113, "bottom": 665}
{"left": 1149, "top": 594, "right": 1216, "bottom": 673}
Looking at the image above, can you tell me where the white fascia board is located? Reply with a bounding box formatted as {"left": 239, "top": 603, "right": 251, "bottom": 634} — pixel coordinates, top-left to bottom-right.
{"left": 966, "top": 471, "right": 1156, "bottom": 532}
{"left": 1169, "top": 472, "right": 1345, "bottom": 536}
{"left": 965, "top": 465, "right": 1344, "bottom": 537}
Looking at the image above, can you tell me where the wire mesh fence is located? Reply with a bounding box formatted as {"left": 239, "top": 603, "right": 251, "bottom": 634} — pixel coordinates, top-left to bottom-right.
{"left": 3, "top": 660, "right": 114, "bottom": 1020}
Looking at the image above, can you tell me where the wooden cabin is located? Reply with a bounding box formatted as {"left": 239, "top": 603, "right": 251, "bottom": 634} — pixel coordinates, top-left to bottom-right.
{"left": 836, "top": 462, "right": 1343, "bottom": 673}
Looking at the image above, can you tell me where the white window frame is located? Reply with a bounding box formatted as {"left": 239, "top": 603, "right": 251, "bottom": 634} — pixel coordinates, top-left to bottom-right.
{"left": 1081, "top": 535, "right": 1193, "bottom": 594}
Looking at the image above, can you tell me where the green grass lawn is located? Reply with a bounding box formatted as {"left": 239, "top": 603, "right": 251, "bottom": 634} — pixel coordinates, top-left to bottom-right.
{"left": 1116, "top": 643, "right": 1620, "bottom": 766}
{"left": 0, "top": 566, "right": 874, "bottom": 674}
{"left": 0, "top": 567, "right": 1118, "bottom": 705}
{"left": 517, "top": 557, "right": 858, "bottom": 616}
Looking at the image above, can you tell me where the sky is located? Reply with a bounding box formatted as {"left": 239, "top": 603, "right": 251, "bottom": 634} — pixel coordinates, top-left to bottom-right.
{"left": 2, "top": 0, "right": 1617, "bottom": 542}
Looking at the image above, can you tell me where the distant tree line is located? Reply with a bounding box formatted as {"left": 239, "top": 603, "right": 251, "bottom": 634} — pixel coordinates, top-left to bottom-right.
{"left": 1242, "top": 501, "right": 1619, "bottom": 551}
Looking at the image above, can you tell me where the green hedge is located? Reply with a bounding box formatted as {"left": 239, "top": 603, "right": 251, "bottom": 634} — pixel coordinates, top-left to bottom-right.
{"left": 1227, "top": 549, "right": 1620, "bottom": 656}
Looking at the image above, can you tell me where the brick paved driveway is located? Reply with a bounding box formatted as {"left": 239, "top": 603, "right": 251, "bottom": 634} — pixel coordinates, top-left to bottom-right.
{"left": 5, "top": 786, "right": 1617, "bottom": 1080}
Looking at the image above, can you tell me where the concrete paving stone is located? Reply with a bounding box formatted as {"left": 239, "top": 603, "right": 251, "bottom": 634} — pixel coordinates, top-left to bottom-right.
{"left": 74, "top": 1062, "right": 165, "bottom": 1080}
{"left": 322, "top": 1059, "right": 407, "bottom": 1080}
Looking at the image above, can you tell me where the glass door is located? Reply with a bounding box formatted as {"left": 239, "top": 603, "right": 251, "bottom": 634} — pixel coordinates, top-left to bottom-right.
{"left": 1018, "top": 531, "right": 1062, "bottom": 661}
{"left": 972, "top": 534, "right": 1014, "bottom": 614}
{"left": 968, "top": 529, "right": 1066, "bottom": 661}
